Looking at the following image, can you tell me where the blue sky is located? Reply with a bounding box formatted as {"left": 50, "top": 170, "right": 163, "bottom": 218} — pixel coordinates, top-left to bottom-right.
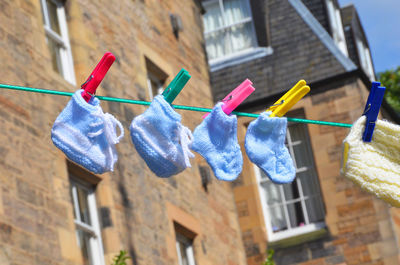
{"left": 338, "top": 0, "right": 400, "bottom": 73}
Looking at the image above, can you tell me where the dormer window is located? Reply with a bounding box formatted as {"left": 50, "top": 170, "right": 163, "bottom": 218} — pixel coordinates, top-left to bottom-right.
{"left": 326, "top": 0, "right": 348, "bottom": 56}
{"left": 356, "top": 39, "right": 375, "bottom": 80}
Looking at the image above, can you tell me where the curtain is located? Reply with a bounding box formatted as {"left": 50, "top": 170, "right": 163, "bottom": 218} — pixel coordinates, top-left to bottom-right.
{"left": 203, "top": 0, "right": 255, "bottom": 60}
{"left": 260, "top": 171, "right": 287, "bottom": 232}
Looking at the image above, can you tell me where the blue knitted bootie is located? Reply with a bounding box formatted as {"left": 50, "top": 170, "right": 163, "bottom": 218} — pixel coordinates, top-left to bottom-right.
{"left": 51, "top": 90, "right": 124, "bottom": 174}
{"left": 130, "top": 95, "right": 194, "bottom": 178}
{"left": 245, "top": 112, "right": 295, "bottom": 184}
{"left": 191, "top": 103, "right": 243, "bottom": 181}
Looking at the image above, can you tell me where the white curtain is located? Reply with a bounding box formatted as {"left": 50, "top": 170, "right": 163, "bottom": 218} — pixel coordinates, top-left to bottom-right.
{"left": 203, "top": 0, "right": 255, "bottom": 60}
{"left": 260, "top": 171, "right": 287, "bottom": 232}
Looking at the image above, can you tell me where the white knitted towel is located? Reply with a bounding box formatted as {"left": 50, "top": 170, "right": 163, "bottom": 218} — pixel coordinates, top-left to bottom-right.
{"left": 342, "top": 116, "right": 400, "bottom": 207}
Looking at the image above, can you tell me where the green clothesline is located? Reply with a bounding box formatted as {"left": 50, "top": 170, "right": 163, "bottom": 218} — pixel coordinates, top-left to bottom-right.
{"left": 0, "top": 83, "right": 352, "bottom": 128}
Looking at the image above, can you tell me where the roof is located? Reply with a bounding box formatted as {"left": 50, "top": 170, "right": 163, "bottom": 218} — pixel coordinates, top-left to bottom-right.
{"left": 208, "top": 0, "right": 358, "bottom": 107}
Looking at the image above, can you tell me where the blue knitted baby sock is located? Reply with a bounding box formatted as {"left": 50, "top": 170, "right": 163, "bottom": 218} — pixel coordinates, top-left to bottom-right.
{"left": 191, "top": 103, "right": 243, "bottom": 181}
{"left": 130, "top": 95, "right": 194, "bottom": 178}
{"left": 245, "top": 112, "right": 295, "bottom": 184}
{"left": 51, "top": 90, "right": 124, "bottom": 174}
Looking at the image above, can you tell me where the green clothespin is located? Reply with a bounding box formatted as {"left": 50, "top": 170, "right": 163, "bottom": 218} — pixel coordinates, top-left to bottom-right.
{"left": 162, "top": 68, "right": 191, "bottom": 104}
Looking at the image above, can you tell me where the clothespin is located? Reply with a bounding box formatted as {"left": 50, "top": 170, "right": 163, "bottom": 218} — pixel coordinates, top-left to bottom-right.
{"left": 362, "top": 81, "right": 386, "bottom": 142}
{"left": 162, "top": 68, "right": 191, "bottom": 104}
{"left": 267, "top": 80, "right": 310, "bottom": 117}
{"left": 81, "top": 52, "right": 116, "bottom": 102}
{"left": 203, "top": 79, "right": 255, "bottom": 118}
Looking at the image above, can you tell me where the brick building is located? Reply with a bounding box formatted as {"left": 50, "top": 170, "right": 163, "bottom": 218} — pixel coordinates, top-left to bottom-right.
{"left": 0, "top": 1, "right": 248, "bottom": 265}
{"left": 201, "top": 0, "right": 400, "bottom": 264}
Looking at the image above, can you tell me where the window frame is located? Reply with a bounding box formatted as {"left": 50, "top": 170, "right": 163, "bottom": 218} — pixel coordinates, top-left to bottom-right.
{"left": 70, "top": 178, "right": 105, "bottom": 265}
{"left": 255, "top": 119, "right": 325, "bottom": 242}
{"left": 175, "top": 233, "right": 197, "bottom": 265}
{"left": 356, "top": 38, "right": 375, "bottom": 81}
{"left": 202, "top": 0, "right": 263, "bottom": 64}
{"left": 146, "top": 72, "right": 164, "bottom": 100}
{"left": 40, "top": 0, "right": 76, "bottom": 84}
{"left": 325, "top": 0, "right": 348, "bottom": 56}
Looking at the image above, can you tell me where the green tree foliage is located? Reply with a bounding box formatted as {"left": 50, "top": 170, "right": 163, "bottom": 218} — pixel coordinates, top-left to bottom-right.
{"left": 379, "top": 66, "right": 400, "bottom": 113}
{"left": 111, "top": 250, "right": 131, "bottom": 265}
{"left": 263, "top": 249, "right": 275, "bottom": 265}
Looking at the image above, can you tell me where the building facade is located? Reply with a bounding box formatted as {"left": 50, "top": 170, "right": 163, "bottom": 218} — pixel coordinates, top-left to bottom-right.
{"left": 202, "top": 0, "right": 400, "bottom": 264}
{"left": 0, "top": 1, "right": 248, "bottom": 265}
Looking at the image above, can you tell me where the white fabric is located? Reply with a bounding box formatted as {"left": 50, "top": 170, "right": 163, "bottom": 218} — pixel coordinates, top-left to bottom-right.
{"left": 88, "top": 110, "right": 124, "bottom": 171}
{"left": 177, "top": 123, "right": 195, "bottom": 168}
{"left": 203, "top": 0, "right": 255, "bottom": 60}
{"left": 342, "top": 116, "right": 400, "bottom": 207}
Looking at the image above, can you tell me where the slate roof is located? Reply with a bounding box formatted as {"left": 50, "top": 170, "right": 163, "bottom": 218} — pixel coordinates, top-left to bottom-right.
{"left": 207, "top": 0, "right": 360, "bottom": 107}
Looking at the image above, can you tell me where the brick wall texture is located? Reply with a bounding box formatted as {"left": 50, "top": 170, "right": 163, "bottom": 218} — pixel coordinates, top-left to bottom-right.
{"left": 0, "top": 1, "right": 247, "bottom": 265}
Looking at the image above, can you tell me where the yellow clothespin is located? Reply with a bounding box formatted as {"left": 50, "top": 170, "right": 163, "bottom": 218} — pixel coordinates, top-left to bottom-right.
{"left": 267, "top": 80, "right": 310, "bottom": 117}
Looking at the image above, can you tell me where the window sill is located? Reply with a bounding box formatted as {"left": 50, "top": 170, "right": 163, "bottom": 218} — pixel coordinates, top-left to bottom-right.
{"left": 268, "top": 223, "right": 327, "bottom": 249}
{"left": 209, "top": 46, "right": 273, "bottom": 72}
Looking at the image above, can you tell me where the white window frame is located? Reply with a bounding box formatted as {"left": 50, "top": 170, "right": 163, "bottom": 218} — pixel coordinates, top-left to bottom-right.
{"left": 203, "top": 0, "right": 272, "bottom": 70}
{"left": 70, "top": 179, "right": 105, "bottom": 265}
{"left": 147, "top": 73, "right": 164, "bottom": 100}
{"left": 356, "top": 38, "right": 375, "bottom": 81}
{"left": 176, "top": 233, "right": 196, "bottom": 265}
{"left": 256, "top": 125, "right": 325, "bottom": 242}
{"left": 40, "top": 0, "right": 76, "bottom": 84}
{"left": 325, "top": 0, "right": 348, "bottom": 57}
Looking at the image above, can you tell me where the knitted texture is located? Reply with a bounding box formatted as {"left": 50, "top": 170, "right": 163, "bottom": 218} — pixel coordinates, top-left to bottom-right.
{"left": 191, "top": 102, "right": 243, "bottom": 181}
{"left": 51, "top": 90, "right": 124, "bottom": 174}
{"left": 130, "top": 95, "right": 194, "bottom": 178}
{"left": 342, "top": 116, "right": 400, "bottom": 207}
{"left": 245, "top": 112, "right": 295, "bottom": 184}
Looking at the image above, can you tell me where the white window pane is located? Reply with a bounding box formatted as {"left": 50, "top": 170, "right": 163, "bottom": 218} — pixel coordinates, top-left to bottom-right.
{"left": 205, "top": 31, "right": 229, "bottom": 60}
{"left": 76, "top": 229, "right": 93, "bottom": 265}
{"left": 287, "top": 202, "right": 305, "bottom": 228}
{"left": 260, "top": 180, "right": 283, "bottom": 206}
{"left": 176, "top": 234, "right": 196, "bottom": 265}
{"left": 305, "top": 197, "right": 325, "bottom": 223}
{"left": 76, "top": 186, "right": 92, "bottom": 225}
{"left": 46, "top": 0, "right": 61, "bottom": 35}
{"left": 268, "top": 205, "right": 287, "bottom": 232}
{"left": 46, "top": 36, "right": 63, "bottom": 75}
{"left": 178, "top": 241, "right": 189, "bottom": 265}
{"left": 203, "top": 2, "right": 223, "bottom": 32}
{"left": 364, "top": 47, "right": 375, "bottom": 80}
{"left": 229, "top": 22, "right": 255, "bottom": 53}
{"left": 223, "top": 0, "right": 251, "bottom": 25}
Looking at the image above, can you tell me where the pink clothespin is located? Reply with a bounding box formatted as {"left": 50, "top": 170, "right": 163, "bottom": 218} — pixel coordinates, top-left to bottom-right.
{"left": 81, "top": 52, "right": 116, "bottom": 102}
{"left": 203, "top": 79, "right": 255, "bottom": 118}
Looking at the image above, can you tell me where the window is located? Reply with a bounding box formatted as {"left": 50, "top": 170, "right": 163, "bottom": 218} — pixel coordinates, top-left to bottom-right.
{"left": 325, "top": 0, "right": 348, "bottom": 56}
{"left": 202, "top": 0, "right": 257, "bottom": 61}
{"left": 356, "top": 39, "right": 375, "bottom": 81}
{"left": 70, "top": 178, "right": 105, "bottom": 265}
{"left": 145, "top": 58, "right": 167, "bottom": 100}
{"left": 147, "top": 73, "right": 164, "bottom": 100}
{"left": 176, "top": 233, "right": 196, "bottom": 265}
{"left": 256, "top": 115, "right": 325, "bottom": 242}
{"left": 40, "top": 0, "right": 76, "bottom": 84}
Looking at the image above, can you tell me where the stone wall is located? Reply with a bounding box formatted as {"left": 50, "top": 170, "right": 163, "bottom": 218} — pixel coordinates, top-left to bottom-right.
{"left": 233, "top": 77, "right": 400, "bottom": 265}
{"left": 0, "top": 1, "right": 247, "bottom": 265}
